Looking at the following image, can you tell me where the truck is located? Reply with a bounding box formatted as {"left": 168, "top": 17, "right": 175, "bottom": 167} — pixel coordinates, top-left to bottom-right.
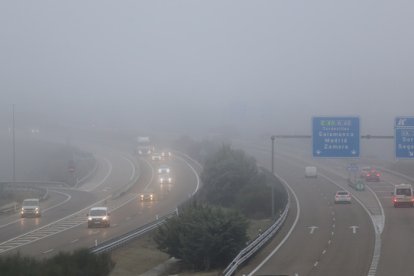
{"left": 135, "top": 136, "right": 153, "bottom": 156}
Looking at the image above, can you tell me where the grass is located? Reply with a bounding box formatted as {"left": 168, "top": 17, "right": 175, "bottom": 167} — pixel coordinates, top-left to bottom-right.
{"left": 109, "top": 218, "right": 274, "bottom": 276}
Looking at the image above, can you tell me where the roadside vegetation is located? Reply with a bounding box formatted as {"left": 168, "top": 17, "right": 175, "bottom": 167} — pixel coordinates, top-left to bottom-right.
{"left": 153, "top": 139, "right": 288, "bottom": 273}
{"left": 0, "top": 249, "right": 114, "bottom": 276}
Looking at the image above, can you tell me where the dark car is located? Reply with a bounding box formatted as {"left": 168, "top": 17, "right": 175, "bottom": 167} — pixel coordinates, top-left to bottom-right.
{"left": 361, "top": 167, "right": 381, "bottom": 182}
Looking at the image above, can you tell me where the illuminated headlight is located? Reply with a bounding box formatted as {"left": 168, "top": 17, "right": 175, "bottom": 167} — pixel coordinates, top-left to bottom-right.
{"left": 88, "top": 217, "right": 92, "bottom": 221}
{"left": 150, "top": 194, "right": 153, "bottom": 199}
{"left": 160, "top": 178, "right": 164, "bottom": 182}
{"left": 138, "top": 150, "right": 142, "bottom": 154}
{"left": 140, "top": 195, "right": 144, "bottom": 199}
{"left": 167, "top": 169, "right": 170, "bottom": 173}
{"left": 168, "top": 178, "right": 172, "bottom": 183}
{"left": 158, "top": 169, "right": 162, "bottom": 173}
{"left": 103, "top": 216, "right": 108, "bottom": 220}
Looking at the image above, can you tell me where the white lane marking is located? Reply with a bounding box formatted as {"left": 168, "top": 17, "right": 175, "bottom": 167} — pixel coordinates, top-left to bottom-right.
{"left": 332, "top": 224, "right": 335, "bottom": 228}
{"left": 0, "top": 189, "right": 72, "bottom": 230}
{"left": 322, "top": 249, "right": 326, "bottom": 255}
{"left": 141, "top": 158, "right": 154, "bottom": 190}
{"left": 328, "top": 240, "right": 331, "bottom": 244}
{"left": 331, "top": 231, "right": 334, "bottom": 236}
{"left": 42, "top": 249, "right": 54, "bottom": 254}
{"left": 350, "top": 226, "right": 359, "bottom": 234}
{"left": 70, "top": 239, "right": 79, "bottom": 244}
{"left": 83, "top": 157, "right": 113, "bottom": 192}
{"left": 308, "top": 226, "right": 318, "bottom": 234}
{"left": 174, "top": 154, "right": 200, "bottom": 196}
{"left": 248, "top": 173, "right": 300, "bottom": 276}
{"left": 120, "top": 155, "right": 136, "bottom": 181}
{"left": 314, "top": 261, "right": 319, "bottom": 267}
{"left": 332, "top": 217, "right": 336, "bottom": 222}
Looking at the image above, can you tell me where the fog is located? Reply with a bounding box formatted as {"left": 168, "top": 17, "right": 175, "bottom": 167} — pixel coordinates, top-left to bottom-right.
{"left": 1, "top": 1, "right": 413, "bottom": 137}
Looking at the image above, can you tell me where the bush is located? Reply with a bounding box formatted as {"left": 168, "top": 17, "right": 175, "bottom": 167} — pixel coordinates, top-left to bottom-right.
{"left": 154, "top": 202, "right": 248, "bottom": 271}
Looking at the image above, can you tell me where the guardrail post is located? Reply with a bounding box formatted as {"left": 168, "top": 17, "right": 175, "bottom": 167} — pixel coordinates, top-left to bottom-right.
{"left": 156, "top": 214, "right": 159, "bottom": 220}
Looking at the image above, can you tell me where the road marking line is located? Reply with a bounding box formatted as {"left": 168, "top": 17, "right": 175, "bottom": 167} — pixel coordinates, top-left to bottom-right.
{"left": 322, "top": 249, "right": 326, "bottom": 255}
{"left": 314, "top": 261, "right": 319, "bottom": 267}
{"left": 70, "top": 239, "right": 79, "bottom": 244}
{"left": 42, "top": 249, "right": 54, "bottom": 254}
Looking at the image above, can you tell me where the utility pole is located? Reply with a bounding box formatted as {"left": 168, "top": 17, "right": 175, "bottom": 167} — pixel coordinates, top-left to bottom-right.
{"left": 271, "top": 135, "right": 275, "bottom": 218}
{"left": 12, "top": 104, "right": 16, "bottom": 183}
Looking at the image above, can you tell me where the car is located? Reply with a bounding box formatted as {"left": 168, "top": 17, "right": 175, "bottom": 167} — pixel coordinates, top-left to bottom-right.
{"left": 161, "top": 150, "right": 172, "bottom": 160}
{"left": 139, "top": 190, "right": 155, "bottom": 201}
{"left": 158, "top": 165, "right": 171, "bottom": 174}
{"left": 392, "top": 184, "right": 414, "bottom": 207}
{"left": 305, "top": 166, "right": 317, "bottom": 178}
{"left": 151, "top": 153, "right": 162, "bottom": 161}
{"left": 87, "top": 207, "right": 110, "bottom": 228}
{"left": 334, "top": 191, "right": 352, "bottom": 204}
{"left": 159, "top": 173, "right": 173, "bottom": 184}
{"left": 360, "top": 167, "right": 381, "bottom": 182}
{"left": 20, "top": 198, "right": 41, "bottom": 218}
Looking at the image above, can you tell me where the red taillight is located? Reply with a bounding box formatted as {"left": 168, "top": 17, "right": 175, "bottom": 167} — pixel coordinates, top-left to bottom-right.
{"left": 367, "top": 174, "right": 371, "bottom": 177}
{"left": 393, "top": 197, "right": 397, "bottom": 202}
{"left": 411, "top": 197, "right": 414, "bottom": 202}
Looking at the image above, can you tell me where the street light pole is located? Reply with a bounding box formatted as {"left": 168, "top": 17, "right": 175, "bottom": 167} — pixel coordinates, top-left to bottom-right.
{"left": 271, "top": 135, "right": 275, "bottom": 218}
{"left": 12, "top": 104, "right": 16, "bottom": 184}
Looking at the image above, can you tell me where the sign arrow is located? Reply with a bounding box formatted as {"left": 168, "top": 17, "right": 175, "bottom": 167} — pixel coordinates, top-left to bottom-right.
{"left": 308, "top": 226, "right": 319, "bottom": 234}
{"left": 349, "top": 225, "right": 359, "bottom": 234}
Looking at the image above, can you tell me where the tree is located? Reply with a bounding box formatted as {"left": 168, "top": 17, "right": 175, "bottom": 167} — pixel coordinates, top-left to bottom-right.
{"left": 154, "top": 202, "right": 248, "bottom": 271}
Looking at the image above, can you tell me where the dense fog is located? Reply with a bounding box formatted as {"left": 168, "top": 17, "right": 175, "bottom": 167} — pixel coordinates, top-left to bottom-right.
{"left": 1, "top": 1, "right": 413, "bottom": 140}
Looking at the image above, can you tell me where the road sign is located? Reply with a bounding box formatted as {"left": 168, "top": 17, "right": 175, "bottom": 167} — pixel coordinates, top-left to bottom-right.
{"left": 395, "top": 117, "right": 414, "bottom": 158}
{"left": 346, "top": 163, "right": 359, "bottom": 172}
{"left": 313, "top": 117, "right": 360, "bottom": 158}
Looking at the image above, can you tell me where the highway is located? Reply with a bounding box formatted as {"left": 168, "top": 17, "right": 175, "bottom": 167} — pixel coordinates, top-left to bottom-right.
{"left": 232, "top": 138, "right": 414, "bottom": 276}
{"left": 0, "top": 133, "right": 200, "bottom": 259}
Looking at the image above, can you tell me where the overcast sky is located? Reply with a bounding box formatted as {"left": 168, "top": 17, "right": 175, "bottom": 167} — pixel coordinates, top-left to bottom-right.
{"left": 1, "top": 1, "right": 413, "bottom": 135}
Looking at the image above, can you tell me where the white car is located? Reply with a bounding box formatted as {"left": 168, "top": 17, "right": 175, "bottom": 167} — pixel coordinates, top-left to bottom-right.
{"left": 21, "top": 198, "right": 41, "bottom": 218}
{"left": 158, "top": 165, "right": 170, "bottom": 174}
{"left": 159, "top": 173, "right": 173, "bottom": 184}
{"left": 140, "top": 191, "right": 155, "bottom": 201}
{"left": 334, "top": 191, "right": 351, "bottom": 204}
{"left": 151, "top": 153, "right": 162, "bottom": 161}
{"left": 161, "top": 150, "right": 172, "bottom": 159}
{"left": 87, "top": 207, "right": 110, "bottom": 228}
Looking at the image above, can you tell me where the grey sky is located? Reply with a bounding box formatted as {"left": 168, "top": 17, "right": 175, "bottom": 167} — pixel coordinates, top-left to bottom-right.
{"left": 1, "top": 1, "right": 413, "bottom": 135}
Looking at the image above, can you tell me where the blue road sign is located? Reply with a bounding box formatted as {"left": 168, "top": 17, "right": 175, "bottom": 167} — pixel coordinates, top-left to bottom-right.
{"left": 395, "top": 116, "right": 414, "bottom": 158}
{"left": 313, "top": 117, "right": 360, "bottom": 158}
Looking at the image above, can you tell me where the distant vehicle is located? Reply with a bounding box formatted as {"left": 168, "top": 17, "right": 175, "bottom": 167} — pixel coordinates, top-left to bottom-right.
{"left": 334, "top": 191, "right": 352, "bottom": 204}
{"left": 360, "top": 167, "right": 381, "bottom": 182}
{"left": 305, "top": 166, "right": 317, "bottom": 178}
{"left": 392, "top": 184, "right": 414, "bottom": 207}
{"left": 140, "top": 190, "right": 155, "bottom": 201}
{"left": 158, "top": 165, "right": 171, "bottom": 174}
{"left": 161, "top": 150, "right": 172, "bottom": 160}
{"left": 348, "top": 179, "right": 365, "bottom": 191}
{"left": 159, "top": 173, "right": 173, "bottom": 184}
{"left": 87, "top": 207, "right": 110, "bottom": 228}
{"left": 151, "top": 152, "right": 162, "bottom": 161}
{"left": 136, "top": 136, "right": 153, "bottom": 155}
{"left": 20, "top": 198, "right": 41, "bottom": 218}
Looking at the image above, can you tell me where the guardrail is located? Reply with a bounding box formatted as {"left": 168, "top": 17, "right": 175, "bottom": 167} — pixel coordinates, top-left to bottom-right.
{"left": 0, "top": 202, "right": 18, "bottom": 214}
{"left": 90, "top": 210, "right": 177, "bottom": 254}
{"left": 222, "top": 187, "right": 291, "bottom": 276}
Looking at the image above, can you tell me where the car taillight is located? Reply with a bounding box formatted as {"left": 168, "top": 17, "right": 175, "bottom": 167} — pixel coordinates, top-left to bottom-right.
{"left": 367, "top": 174, "right": 371, "bottom": 177}
{"left": 393, "top": 197, "right": 397, "bottom": 202}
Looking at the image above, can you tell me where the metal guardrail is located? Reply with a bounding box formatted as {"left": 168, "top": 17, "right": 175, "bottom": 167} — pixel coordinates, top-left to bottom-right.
{"left": 0, "top": 202, "right": 18, "bottom": 214}
{"left": 90, "top": 210, "right": 177, "bottom": 254}
{"left": 222, "top": 190, "right": 291, "bottom": 276}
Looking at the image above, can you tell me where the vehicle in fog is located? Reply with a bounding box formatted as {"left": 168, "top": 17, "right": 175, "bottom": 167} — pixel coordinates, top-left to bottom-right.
{"left": 136, "top": 136, "right": 153, "bottom": 155}
{"left": 158, "top": 165, "right": 171, "bottom": 174}
{"left": 360, "top": 167, "right": 381, "bottom": 182}
{"left": 161, "top": 150, "right": 172, "bottom": 160}
{"left": 305, "top": 166, "right": 317, "bottom": 178}
{"left": 159, "top": 173, "right": 173, "bottom": 184}
{"left": 334, "top": 191, "right": 352, "bottom": 204}
{"left": 20, "top": 198, "right": 41, "bottom": 218}
{"left": 392, "top": 184, "right": 414, "bottom": 207}
{"left": 151, "top": 152, "right": 162, "bottom": 161}
{"left": 87, "top": 207, "right": 110, "bottom": 228}
{"left": 140, "top": 190, "right": 155, "bottom": 201}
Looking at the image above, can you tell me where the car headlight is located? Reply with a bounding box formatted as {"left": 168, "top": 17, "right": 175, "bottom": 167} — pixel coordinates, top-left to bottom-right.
{"left": 88, "top": 217, "right": 92, "bottom": 221}
{"left": 103, "top": 216, "right": 108, "bottom": 220}
{"left": 167, "top": 169, "right": 170, "bottom": 173}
